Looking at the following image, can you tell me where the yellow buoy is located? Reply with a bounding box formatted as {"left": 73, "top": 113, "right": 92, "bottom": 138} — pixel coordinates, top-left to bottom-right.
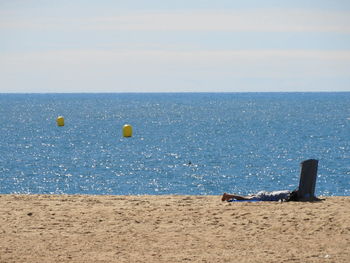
{"left": 56, "top": 116, "right": 65, "bottom": 127}
{"left": 123, "top": 124, "right": 132, "bottom": 137}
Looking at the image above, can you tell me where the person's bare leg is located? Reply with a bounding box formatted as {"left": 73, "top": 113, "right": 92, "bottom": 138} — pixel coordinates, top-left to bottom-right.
{"left": 222, "top": 193, "right": 251, "bottom": 201}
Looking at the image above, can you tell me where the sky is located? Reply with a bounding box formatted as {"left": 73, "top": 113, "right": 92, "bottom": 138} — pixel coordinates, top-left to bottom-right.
{"left": 1, "top": 0, "right": 350, "bottom": 93}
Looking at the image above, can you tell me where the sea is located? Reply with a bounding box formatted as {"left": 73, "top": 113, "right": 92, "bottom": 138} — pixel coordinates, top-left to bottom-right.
{"left": 0, "top": 93, "right": 349, "bottom": 196}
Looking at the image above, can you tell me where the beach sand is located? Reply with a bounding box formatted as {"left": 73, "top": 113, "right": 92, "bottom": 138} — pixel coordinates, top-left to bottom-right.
{"left": 0, "top": 195, "right": 349, "bottom": 263}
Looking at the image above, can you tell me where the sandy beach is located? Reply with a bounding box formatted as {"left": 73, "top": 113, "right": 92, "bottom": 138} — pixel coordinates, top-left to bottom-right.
{"left": 0, "top": 195, "right": 349, "bottom": 263}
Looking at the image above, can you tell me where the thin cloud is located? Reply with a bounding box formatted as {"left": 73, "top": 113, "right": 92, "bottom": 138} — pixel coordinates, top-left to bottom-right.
{"left": 20, "top": 49, "right": 350, "bottom": 60}
{"left": 1, "top": 9, "right": 350, "bottom": 33}
{"left": 4, "top": 49, "right": 350, "bottom": 61}
{"left": 2, "top": 49, "right": 350, "bottom": 78}
{"left": 92, "top": 9, "right": 350, "bottom": 33}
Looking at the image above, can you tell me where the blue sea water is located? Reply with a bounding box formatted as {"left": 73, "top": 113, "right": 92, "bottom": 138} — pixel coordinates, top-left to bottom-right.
{"left": 0, "top": 93, "right": 349, "bottom": 196}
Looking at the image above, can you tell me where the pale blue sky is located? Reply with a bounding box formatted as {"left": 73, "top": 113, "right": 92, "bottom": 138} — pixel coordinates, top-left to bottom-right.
{"left": 1, "top": 0, "right": 350, "bottom": 92}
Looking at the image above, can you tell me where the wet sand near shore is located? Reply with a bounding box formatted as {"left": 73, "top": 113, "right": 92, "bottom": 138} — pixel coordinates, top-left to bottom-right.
{"left": 0, "top": 195, "right": 349, "bottom": 262}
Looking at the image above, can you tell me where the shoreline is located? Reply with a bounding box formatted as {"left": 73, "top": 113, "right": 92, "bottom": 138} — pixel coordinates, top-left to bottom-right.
{"left": 1, "top": 195, "right": 349, "bottom": 262}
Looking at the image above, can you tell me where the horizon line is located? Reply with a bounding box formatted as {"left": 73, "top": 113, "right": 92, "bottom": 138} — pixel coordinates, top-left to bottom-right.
{"left": 1, "top": 91, "right": 349, "bottom": 95}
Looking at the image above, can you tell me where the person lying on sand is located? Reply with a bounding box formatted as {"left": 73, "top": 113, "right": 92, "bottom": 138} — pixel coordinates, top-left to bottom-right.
{"left": 222, "top": 189, "right": 299, "bottom": 202}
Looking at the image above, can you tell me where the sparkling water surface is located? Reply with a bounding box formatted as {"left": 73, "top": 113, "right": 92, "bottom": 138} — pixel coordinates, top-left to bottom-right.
{"left": 0, "top": 93, "right": 349, "bottom": 195}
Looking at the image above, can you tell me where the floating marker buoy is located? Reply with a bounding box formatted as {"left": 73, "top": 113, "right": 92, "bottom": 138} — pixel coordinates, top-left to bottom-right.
{"left": 123, "top": 124, "right": 132, "bottom": 137}
{"left": 56, "top": 116, "right": 65, "bottom": 127}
